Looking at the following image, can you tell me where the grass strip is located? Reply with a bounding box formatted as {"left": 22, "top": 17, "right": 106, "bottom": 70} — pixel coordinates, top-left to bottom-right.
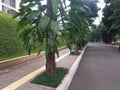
{"left": 31, "top": 67, "right": 68, "bottom": 88}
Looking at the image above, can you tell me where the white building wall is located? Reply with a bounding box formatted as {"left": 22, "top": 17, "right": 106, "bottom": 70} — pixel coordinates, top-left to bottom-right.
{"left": 16, "top": 0, "right": 21, "bottom": 12}
{"left": 0, "top": 0, "right": 21, "bottom": 14}
{"left": 0, "top": 1, "right": 2, "bottom": 11}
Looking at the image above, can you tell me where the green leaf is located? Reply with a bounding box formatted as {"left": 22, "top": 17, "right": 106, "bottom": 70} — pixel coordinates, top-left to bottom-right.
{"left": 27, "top": 10, "right": 41, "bottom": 23}
{"left": 51, "top": 20, "right": 59, "bottom": 34}
{"left": 27, "top": 36, "right": 34, "bottom": 55}
{"left": 48, "top": 38, "right": 56, "bottom": 48}
{"left": 39, "top": 16, "right": 50, "bottom": 30}
{"left": 51, "top": 0, "right": 58, "bottom": 18}
{"left": 40, "top": 5, "right": 47, "bottom": 12}
{"left": 21, "top": 0, "right": 28, "bottom": 3}
{"left": 35, "top": 0, "right": 41, "bottom": 4}
{"left": 55, "top": 46, "right": 59, "bottom": 57}
{"left": 21, "top": 0, "right": 34, "bottom": 4}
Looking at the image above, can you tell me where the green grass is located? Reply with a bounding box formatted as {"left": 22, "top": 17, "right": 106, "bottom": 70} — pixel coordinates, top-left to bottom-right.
{"left": 0, "top": 46, "right": 65, "bottom": 61}
{"left": 0, "top": 51, "right": 27, "bottom": 61}
{"left": 0, "top": 49, "right": 40, "bottom": 61}
{"left": 31, "top": 68, "right": 68, "bottom": 88}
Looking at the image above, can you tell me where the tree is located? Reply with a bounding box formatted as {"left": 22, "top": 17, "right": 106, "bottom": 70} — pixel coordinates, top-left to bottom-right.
{"left": 66, "top": 0, "right": 98, "bottom": 53}
{"left": 102, "top": 0, "right": 120, "bottom": 43}
{"left": 15, "top": 0, "right": 98, "bottom": 75}
{"left": 82, "top": 0, "right": 99, "bottom": 24}
{"left": 90, "top": 23, "right": 106, "bottom": 42}
{"left": 110, "top": 0, "right": 120, "bottom": 36}
{"left": 15, "top": 0, "right": 67, "bottom": 75}
{"left": 63, "top": 0, "right": 90, "bottom": 54}
{"left": 65, "top": 11, "right": 90, "bottom": 54}
{"left": 102, "top": 2, "right": 113, "bottom": 43}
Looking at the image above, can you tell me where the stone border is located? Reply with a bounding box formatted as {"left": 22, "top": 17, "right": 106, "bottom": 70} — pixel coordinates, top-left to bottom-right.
{"left": 0, "top": 47, "right": 66, "bottom": 70}
{"left": 56, "top": 46, "right": 87, "bottom": 90}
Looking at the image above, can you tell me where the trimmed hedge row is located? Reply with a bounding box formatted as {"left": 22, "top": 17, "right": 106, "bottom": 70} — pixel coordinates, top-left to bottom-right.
{"left": 0, "top": 12, "right": 65, "bottom": 61}
{"left": 0, "top": 12, "right": 24, "bottom": 56}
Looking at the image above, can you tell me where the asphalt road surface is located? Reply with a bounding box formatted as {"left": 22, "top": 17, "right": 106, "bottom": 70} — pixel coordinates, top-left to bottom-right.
{"left": 69, "top": 43, "right": 120, "bottom": 90}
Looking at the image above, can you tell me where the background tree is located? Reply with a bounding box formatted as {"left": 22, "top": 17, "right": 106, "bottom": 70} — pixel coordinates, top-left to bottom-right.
{"left": 102, "top": 0, "right": 120, "bottom": 44}
{"left": 90, "top": 23, "right": 105, "bottom": 42}
{"left": 102, "top": 1, "right": 113, "bottom": 43}
{"left": 66, "top": 0, "right": 99, "bottom": 54}
{"left": 82, "top": 0, "right": 99, "bottom": 24}
{"left": 109, "top": 0, "right": 120, "bottom": 38}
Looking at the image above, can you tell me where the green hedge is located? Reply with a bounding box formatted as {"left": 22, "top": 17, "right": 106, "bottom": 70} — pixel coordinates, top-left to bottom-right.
{"left": 0, "top": 12, "right": 24, "bottom": 56}
{"left": 0, "top": 12, "right": 66, "bottom": 61}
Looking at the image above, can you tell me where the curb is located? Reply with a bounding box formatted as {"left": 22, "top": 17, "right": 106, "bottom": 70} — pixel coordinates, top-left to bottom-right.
{"left": 0, "top": 47, "right": 66, "bottom": 70}
{"left": 0, "top": 52, "right": 44, "bottom": 70}
{"left": 56, "top": 46, "right": 87, "bottom": 90}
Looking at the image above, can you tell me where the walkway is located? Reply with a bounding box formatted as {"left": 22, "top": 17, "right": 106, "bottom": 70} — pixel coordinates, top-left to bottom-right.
{"left": 0, "top": 48, "right": 78, "bottom": 90}
{"left": 69, "top": 43, "right": 120, "bottom": 90}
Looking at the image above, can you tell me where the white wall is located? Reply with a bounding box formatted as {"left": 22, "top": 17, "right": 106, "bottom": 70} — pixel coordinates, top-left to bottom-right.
{"left": 0, "top": 1, "right": 2, "bottom": 11}
{"left": 0, "top": 0, "right": 21, "bottom": 12}
{"left": 16, "top": 0, "right": 21, "bottom": 12}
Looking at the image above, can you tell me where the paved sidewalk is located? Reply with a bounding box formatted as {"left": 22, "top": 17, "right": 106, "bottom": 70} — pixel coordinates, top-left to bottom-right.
{"left": 0, "top": 49, "right": 78, "bottom": 90}
{"left": 16, "top": 55, "right": 78, "bottom": 90}
{"left": 69, "top": 43, "right": 120, "bottom": 90}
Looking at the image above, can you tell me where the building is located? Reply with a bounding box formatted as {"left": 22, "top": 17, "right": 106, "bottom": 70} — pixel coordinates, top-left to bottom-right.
{"left": 0, "top": 0, "right": 20, "bottom": 15}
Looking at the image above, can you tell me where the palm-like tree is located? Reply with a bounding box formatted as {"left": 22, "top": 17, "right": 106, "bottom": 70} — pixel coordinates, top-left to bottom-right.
{"left": 15, "top": 0, "right": 98, "bottom": 75}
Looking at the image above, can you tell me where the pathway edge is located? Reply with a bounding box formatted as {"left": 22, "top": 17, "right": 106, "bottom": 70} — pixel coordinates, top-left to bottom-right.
{"left": 56, "top": 46, "right": 87, "bottom": 90}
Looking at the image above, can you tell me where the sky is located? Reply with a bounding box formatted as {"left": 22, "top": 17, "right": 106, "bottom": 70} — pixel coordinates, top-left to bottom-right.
{"left": 42, "top": 0, "right": 105, "bottom": 25}
{"left": 93, "top": 0, "right": 106, "bottom": 25}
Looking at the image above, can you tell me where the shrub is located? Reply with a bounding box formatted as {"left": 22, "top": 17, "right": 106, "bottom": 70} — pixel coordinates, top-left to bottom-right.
{"left": 0, "top": 12, "right": 65, "bottom": 60}
{"left": 0, "top": 12, "right": 24, "bottom": 56}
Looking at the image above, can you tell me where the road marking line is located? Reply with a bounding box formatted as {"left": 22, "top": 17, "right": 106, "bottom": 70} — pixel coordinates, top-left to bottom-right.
{"left": 2, "top": 52, "right": 70, "bottom": 90}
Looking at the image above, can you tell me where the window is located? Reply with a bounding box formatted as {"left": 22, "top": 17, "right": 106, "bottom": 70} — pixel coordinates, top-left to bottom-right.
{"left": 10, "top": 0, "right": 16, "bottom": 7}
{"left": 1, "top": 0, "right": 16, "bottom": 8}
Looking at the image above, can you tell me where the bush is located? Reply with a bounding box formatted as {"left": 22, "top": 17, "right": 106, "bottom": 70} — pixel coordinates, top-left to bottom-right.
{"left": 0, "top": 12, "right": 66, "bottom": 61}
{"left": 0, "top": 12, "right": 24, "bottom": 56}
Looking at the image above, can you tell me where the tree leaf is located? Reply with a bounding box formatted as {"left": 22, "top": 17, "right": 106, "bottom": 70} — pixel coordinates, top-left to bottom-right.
{"left": 27, "top": 36, "right": 34, "bottom": 55}
{"left": 48, "top": 38, "right": 56, "bottom": 48}
{"left": 27, "top": 10, "right": 41, "bottom": 24}
{"left": 51, "top": 20, "right": 59, "bottom": 34}
{"left": 21, "top": 0, "right": 34, "bottom": 4}
{"left": 39, "top": 16, "right": 50, "bottom": 30}
{"left": 51, "top": 0, "right": 58, "bottom": 18}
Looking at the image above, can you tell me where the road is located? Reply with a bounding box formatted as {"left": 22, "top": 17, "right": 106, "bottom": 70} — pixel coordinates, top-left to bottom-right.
{"left": 69, "top": 43, "right": 120, "bottom": 90}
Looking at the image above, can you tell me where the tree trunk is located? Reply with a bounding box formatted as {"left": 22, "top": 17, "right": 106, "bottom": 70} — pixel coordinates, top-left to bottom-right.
{"left": 46, "top": 50, "right": 56, "bottom": 75}
{"left": 45, "top": 0, "right": 56, "bottom": 75}
{"left": 79, "top": 43, "right": 82, "bottom": 50}
{"left": 74, "top": 42, "right": 79, "bottom": 54}
{"left": 47, "top": 0, "right": 53, "bottom": 17}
